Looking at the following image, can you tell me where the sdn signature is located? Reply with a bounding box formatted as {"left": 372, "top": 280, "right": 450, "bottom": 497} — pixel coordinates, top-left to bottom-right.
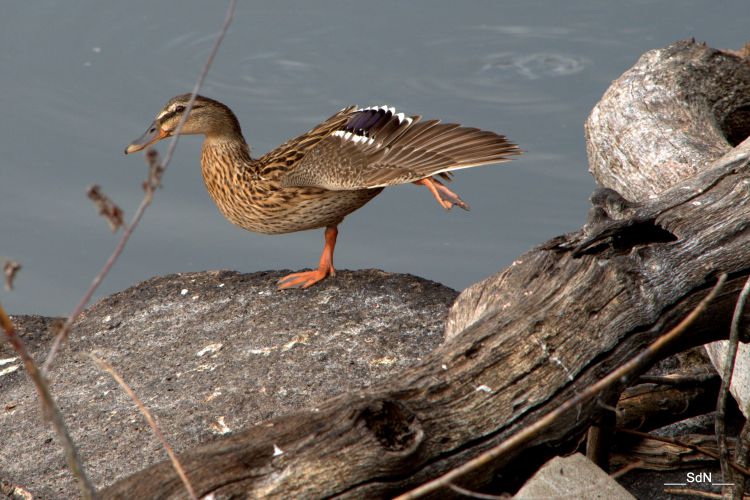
{"left": 665, "top": 471, "right": 732, "bottom": 488}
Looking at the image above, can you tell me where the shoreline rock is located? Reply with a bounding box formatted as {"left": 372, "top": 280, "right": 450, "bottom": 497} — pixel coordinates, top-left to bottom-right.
{"left": 0, "top": 269, "right": 457, "bottom": 497}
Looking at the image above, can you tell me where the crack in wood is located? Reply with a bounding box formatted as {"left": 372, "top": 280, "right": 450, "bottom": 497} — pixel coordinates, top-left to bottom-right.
{"left": 357, "top": 400, "right": 423, "bottom": 453}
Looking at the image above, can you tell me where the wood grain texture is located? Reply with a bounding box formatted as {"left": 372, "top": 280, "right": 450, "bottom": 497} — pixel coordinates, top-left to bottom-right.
{"left": 612, "top": 433, "right": 730, "bottom": 471}
{"left": 616, "top": 377, "right": 720, "bottom": 432}
{"left": 103, "top": 40, "right": 750, "bottom": 499}
{"left": 584, "top": 39, "right": 750, "bottom": 202}
{"left": 706, "top": 343, "right": 750, "bottom": 417}
{"left": 582, "top": 39, "right": 750, "bottom": 421}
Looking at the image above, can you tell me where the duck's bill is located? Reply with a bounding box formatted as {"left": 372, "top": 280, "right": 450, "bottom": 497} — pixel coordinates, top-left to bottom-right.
{"left": 124, "top": 121, "right": 167, "bottom": 154}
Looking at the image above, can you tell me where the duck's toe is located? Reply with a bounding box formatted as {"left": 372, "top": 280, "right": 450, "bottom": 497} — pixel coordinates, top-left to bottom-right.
{"left": 415, "top": 177, "right": 471, "bottom": 212}
{"left": 277, "top": 268, "right": 334, "bottom": 289}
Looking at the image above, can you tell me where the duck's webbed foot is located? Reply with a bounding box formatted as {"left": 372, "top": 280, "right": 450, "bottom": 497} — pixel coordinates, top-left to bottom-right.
{"left": 277, "top": 225, "right": 338, "bottom": 290}
{"left": 414, "top": 177, "right": 470, "bottom": 211}
{"left": 277, "top": 266, "right": 335, "bottom": 289}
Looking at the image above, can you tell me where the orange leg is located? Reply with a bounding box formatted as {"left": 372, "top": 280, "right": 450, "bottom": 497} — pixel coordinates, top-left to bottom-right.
{"left": 278, "top": 226, "right": 338, "bottom": 289}
{"left": 413, "top": 177, "right": 470, "bottom": 211}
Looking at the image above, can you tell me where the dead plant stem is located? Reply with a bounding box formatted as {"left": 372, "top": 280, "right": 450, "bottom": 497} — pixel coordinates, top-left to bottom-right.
{"left": 90, "top": 354, "right": 197, "bottom": 500}
{"left": 41, "top": 0, "right": 238, "bottom": 375}
{"left": 0, "top": 303, "right": 97, "bottom": 499}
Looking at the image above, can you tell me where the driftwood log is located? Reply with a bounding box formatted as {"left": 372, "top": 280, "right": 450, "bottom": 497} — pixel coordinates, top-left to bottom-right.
{"left": 616, "top": 374, "right": 720, "bottom": 432}
{"left": 612, "top": 433, "right": 733, "bottom": 471}
{"left": 584, "top": 39, "right": 750, "bottom": 421}
{"left": 104, "top": 40, "right": 750, "bottom": 498}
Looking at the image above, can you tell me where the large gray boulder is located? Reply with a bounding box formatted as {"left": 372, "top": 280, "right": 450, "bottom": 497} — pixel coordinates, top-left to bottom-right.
{"left": 0, "top": 269, "right": 457, "bottom": 498}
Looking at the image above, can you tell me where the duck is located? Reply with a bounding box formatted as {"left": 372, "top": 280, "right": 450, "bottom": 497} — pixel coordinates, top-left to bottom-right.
{"left": 125, "top": 94, "right": 521, "bottom": 289}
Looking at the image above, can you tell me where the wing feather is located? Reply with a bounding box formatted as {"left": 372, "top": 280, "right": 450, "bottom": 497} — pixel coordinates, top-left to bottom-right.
{"left": 279, "top": 107, "right": 520, "bottom": 190}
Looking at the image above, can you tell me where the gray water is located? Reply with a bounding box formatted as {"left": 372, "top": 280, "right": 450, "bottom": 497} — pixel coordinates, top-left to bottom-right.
{"left": 2, "top": 1, "right": 748, "bottom": 315}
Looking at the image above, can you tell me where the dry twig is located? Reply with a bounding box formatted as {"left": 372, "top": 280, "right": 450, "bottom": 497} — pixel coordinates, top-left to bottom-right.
{"left": 396, "top": 274, "right": 727, "bottom": 499}
{"left": 662, "top": 487, "right": 728, "bottom": 499}
{"left": 0, "top": 2, "right": 237, "bottom": 496}
{"left": 3, "top": 259, "right": 21, "bottom": 291}
{"left": 0, "top": 303, "right": 97, "bottom": 499}
{"left": 448, "top": 483, "right": 508, "bottom": 499}
{"left": 609, "top": 459, "right": 645, "bottom": 479}
{"left": 716, "top": 274, "right": 750, "bottom": 496}
{"left": 90, "top": 354, "right": 197, "bottom": 500}
{"left": 86, "top": 185, "right": 124, "bottom": 232}
{"left": 41, "top": 0, "right": 238, "bottom": 375}
{"left": 638, "top": 373, "right": 718, "bottom": 386}
{"left": 144, "top": 148, "right": 164, "bottom": 194}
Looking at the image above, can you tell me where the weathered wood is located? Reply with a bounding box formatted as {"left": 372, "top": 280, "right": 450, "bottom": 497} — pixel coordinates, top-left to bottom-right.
{"left": 706, "top": 342, "right": 750, "bottom": 418}
{"left": 584, "top": 39, "right": 750, "bottom": 421}
{"left": 616, "top": 377, "right": 720, "bottom": 432}
{"left": 611, "top": 433, "right": 730, "bottom": 471}
{"left": 103, "top": 40, "right": 750, "bottom": 499}
{"left": 587, "top": 391, "right": 619, "bottom": 470}
{"left": 584, "top": 40, "right": 750, "bottom": 202}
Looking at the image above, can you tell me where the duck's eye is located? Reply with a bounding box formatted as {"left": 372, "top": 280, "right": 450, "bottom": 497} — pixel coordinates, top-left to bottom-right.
{"left": 175, "top": 105, "right": 186, "bottom": 113}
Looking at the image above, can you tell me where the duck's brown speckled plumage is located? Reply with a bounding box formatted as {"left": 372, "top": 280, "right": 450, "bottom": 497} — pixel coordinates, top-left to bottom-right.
{"left": 199, "top": 106, "right": 383, "bottom": 235}
{"left": 126, "top": 94, "right": 521, "bottom": 288}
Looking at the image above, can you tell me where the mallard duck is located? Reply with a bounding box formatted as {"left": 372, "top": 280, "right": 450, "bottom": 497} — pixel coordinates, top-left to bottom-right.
{"left": 125, "top": 94, "right": 521, "bottom": 288}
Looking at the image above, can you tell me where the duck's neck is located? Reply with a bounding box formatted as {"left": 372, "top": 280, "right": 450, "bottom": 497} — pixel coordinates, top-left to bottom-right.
{"left": 200, "top": 133, "right": 261, "bottom": 189}
{"left": 201, "top": 132, "right": 256, "bottom": 166}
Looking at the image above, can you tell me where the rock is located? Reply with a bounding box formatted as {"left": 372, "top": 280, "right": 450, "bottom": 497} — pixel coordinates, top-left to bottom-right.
{"left": 585, "top": 40, "right": 747, "bottom": 202}
{"left": 0, "top": 269, "right": 457, "bottom": 498}
{"left": 705, "top": 341, "right": 750, "bottom": 418}
{"left": 514, "top": 453, "right": 635, "bottom": 500}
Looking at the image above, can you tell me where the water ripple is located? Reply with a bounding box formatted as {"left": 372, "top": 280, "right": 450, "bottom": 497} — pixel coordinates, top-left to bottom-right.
{"left": 475, "top": 24, "right": 573, "bottom": 38}
{"left": 481, "top": 52, "right": 589, "bottom": 80}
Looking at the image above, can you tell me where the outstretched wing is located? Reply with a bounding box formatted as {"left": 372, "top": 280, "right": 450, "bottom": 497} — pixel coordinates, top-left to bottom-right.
{"left": 279, "top": 106, "right": 521, "bottom": 191}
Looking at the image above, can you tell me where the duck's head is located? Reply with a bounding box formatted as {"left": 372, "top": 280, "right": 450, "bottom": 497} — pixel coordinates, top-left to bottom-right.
{"left": 125, "top": 94, "right": 242, "bottom": 154}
